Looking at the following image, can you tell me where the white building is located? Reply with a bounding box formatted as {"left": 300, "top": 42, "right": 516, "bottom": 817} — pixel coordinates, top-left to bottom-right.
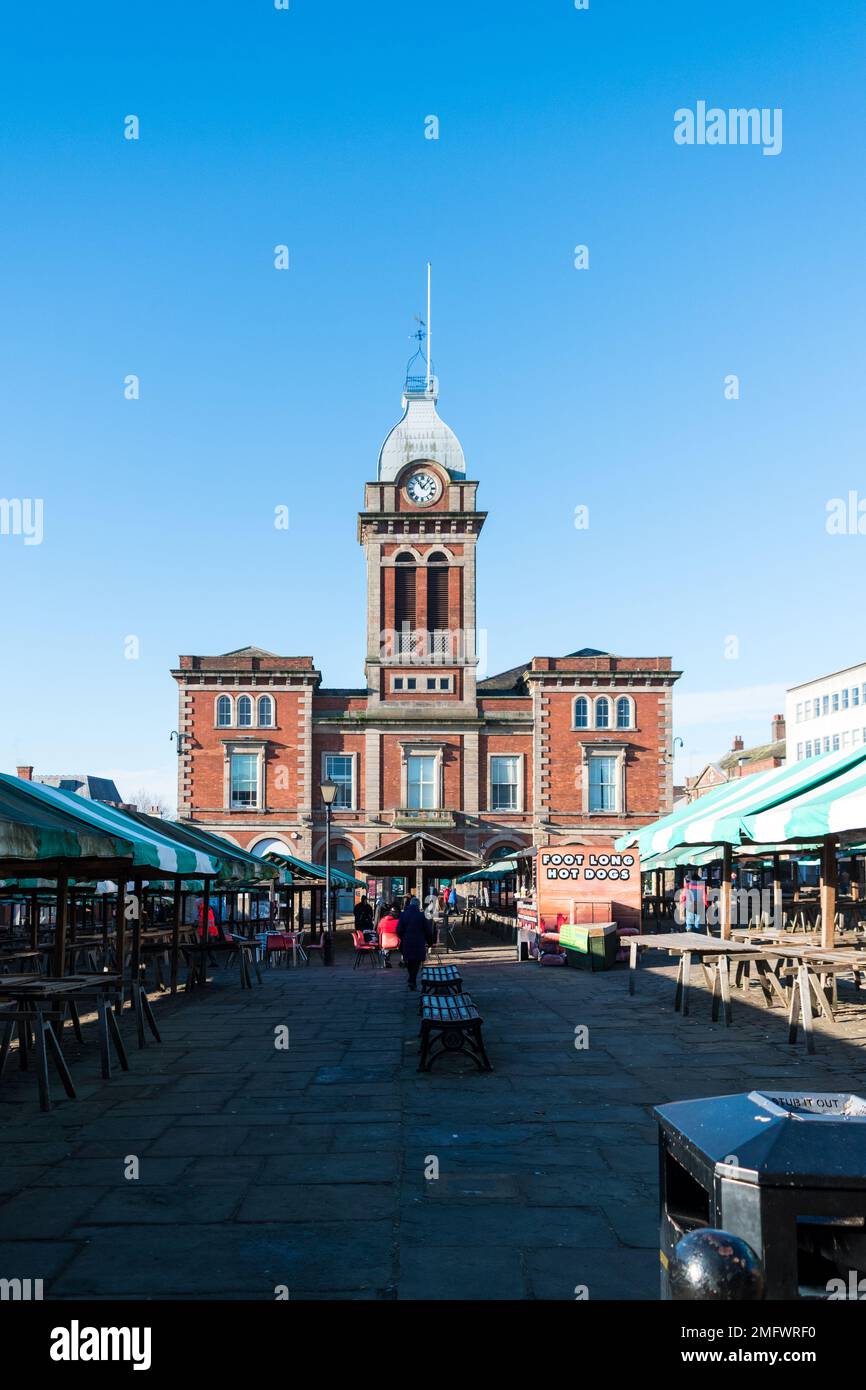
{"left": 786, "top": 662, "right": 866, "bottom": 763}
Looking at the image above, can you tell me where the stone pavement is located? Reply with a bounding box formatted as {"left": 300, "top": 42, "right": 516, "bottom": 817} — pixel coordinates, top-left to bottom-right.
{"left": 1, "top": 930, "right": 865, "bottom": 1300}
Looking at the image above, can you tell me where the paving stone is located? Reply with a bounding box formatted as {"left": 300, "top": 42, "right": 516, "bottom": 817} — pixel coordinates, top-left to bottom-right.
{"left": 397, "top": 1244, "right": 526, "bottom": 1299}
{"left": 70, "top": 1181, "right": 248, "bottom": 1226}
{"left": 51, "top": 1221, "right": 395, "bottom": 1297}
{"left": 525, "top": 1245, "right": 658, "bottom": 1300}
{"left": 2, "top": 930, "right": 865, "bottom": 1300}
{"left": 0, "top": 1186, "right": 109, "bottom": 1238}
{"left": 237, "top": 1183, "right": 395, "bottom": 1222}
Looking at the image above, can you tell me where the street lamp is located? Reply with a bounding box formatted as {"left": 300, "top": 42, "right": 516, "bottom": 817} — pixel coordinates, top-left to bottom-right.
{"left": 320, "top": 778, "right": 338, "bottom": 964}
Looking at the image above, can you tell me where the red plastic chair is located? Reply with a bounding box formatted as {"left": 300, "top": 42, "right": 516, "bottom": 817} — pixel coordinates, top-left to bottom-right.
{"left": 352, "top": 929, "right": 379, "bottom": 970}
{"left": 378, "top": 927, "right": 399, "bottom": 968}
{"left": 264, "top": 932, "right": 291, "bottom": 967}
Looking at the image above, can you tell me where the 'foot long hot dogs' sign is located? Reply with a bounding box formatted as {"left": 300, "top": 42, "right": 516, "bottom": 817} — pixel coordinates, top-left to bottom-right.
{"left": 537, "top": 843, "right": 641, "bottom": 930}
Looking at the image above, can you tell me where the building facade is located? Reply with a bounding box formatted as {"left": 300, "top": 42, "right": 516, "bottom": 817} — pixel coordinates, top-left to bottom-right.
{"left": 172, "top": 365, "right": 680, "bottom": 883}
{"left": 787, "top": 662, "right": 866, "bottom": 763}
{"left": 684, "top": 718, "right": 786, "bottom": 800}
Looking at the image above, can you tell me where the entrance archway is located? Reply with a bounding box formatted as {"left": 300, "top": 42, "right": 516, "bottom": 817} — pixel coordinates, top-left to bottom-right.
{"left": 332, "top": 842, "right": 357, "bottom": 915}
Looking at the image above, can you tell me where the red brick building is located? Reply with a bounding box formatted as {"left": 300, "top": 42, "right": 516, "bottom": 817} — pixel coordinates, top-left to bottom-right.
{"left": 172, "top": 369, "right": 680, "bottom": 894}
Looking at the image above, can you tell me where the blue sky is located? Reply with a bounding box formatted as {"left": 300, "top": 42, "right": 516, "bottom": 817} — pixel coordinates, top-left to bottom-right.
{"left": 1, "top": 0, "right": 864, "bottom": 806}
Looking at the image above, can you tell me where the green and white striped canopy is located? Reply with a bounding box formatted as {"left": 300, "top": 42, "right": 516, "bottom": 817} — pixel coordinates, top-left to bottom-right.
{"left": 615, "top": 746, "right": 866, "bottom": 857}
{"left": 262, "top": 850, "right": 367, "bottom": 889}
{"left": 640, "top": 841, "right": 825, "bottom": 872}
{"left": 0, "top": 775, "right": 221, "bottom": 876}
{"left": 743, "top": 756, "right": 866, "bottom": 844}
{"left": 125, "top": 810, "right": 277, "bottom": 884}
{"left": 456, "top": 858, "right": 518, "bottom": 883}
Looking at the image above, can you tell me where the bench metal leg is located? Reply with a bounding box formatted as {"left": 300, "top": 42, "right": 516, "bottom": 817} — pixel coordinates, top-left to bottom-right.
{"left": 106, "top": 1000, "right": 129, "bottom": 1071}
{"left": 40, "top": 1018, "right": 77, "bottom": 1110}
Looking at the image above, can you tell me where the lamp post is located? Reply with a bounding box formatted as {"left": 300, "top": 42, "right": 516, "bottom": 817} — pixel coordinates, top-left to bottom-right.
{"left": 321, "top": 777, "right": 338, "bottom": 965}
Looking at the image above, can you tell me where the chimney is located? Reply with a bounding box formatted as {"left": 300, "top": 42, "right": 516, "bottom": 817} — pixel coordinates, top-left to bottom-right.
{"left": 771, "top": 713, "right": 786, "bottom": 742}
{"left": 16, "top": 765, "right": 33, "bottom": 781}
{"left": 731, "top": 735, "right": 744, "bottom": 753}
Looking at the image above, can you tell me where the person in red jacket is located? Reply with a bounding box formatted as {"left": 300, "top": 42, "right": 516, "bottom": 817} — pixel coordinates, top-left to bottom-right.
{"left": 680, "top": 868, "right": 709, "bottom": 933}
{"left": 196, "top": 900, "right": 219, "bottom": 939}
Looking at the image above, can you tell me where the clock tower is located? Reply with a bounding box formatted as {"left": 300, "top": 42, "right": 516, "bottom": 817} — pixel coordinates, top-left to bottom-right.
{"left": 358, "top": 356, "right": 486, "bottom": 717}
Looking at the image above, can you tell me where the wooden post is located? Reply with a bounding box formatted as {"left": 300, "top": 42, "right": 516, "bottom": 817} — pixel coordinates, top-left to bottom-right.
{"left": 850, "top": 850, "right": 861, "bottom": 906}
{"left": 115, "top": 881, "right": 127, "bottom": 1013}
{"left": 719, "top": 844, "right": 732, "bottom": 940}
{"left": 29, "top": 889, "right": 39, "bottom": 951}
{"left": 199, "top": 876, "right": 212, "bottom": 985}
{"left": 170, "top": 879, "right": 182, "bottom": 996}
{"left": 772, "top": 853, "right": 782, "bottom": 929}
{"left": 101, "top": 890, "right": 109, "bottom": 958}
{"left": 820, "top": 835, "right": 838, "bottom": 950}
{"left": 53, "top": 870, "right": 69, "bottom": 977}
{"left": 131, "top": 875, "right": 144, "bottom": 984}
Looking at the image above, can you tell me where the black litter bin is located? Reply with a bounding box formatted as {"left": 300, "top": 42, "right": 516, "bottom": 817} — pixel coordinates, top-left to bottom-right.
{"left": 655, "top": 1090, "right": 866, "bottom": 1299}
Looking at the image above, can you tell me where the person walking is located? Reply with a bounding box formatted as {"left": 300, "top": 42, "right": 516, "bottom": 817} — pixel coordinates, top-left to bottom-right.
{"left": 397, "top": 895, "right": 434, "bottom": 990}
{"left": 680, "top": 867, "right": 709, "bottom": 933}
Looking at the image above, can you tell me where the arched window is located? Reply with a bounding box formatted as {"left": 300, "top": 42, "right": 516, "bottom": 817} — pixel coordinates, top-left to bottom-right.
{"left": 574, "top": 696, "right": 589, "bottom": 729}
{"left": 394, "top": 553, "right": 416, "bottom": 653}
{"left": 595, "top": 696, "right": 610, "bottom": 730}
{"left": 237, "top": 695, "right": 253, "bottom": 728}
{"left": 426, "top": 552, "right": 449, "bottom": 644}
{"left": 616, "top": 696, "right": 632, "bottom": 729}
{"left": 216, "top": 695, "right": 232, "bottom": 727}
{"left": 257, "top": 695, "right": 274, "bottom": 727}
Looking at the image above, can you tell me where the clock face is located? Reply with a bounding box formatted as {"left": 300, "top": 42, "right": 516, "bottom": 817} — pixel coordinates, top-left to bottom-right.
{"left": 405, "top": 470, "right": 441, "bottom": 506}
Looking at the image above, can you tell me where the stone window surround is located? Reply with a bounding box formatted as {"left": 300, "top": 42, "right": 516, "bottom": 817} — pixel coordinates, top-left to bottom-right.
{"left": 391, "top": 673, "right": 454, "bottom": 693}
{"left": 577, "top": 741, "right": 628, "bottom": 816}
{"left": 214, "top": 693, "right": 277, "bottom": 730}
{"left": 572, "top": 693, "right": 636, "bottom": 732}
{"left": 223, "top": 739, "right": 268, "bottom": 812}
{"left": 320, "top": 749, "right": 360, "bottom": 811}
{"left": 399, "top": 740, "right": 446, "bottom": 810}
{"left": 487, "top": 751, "right": 525, "bottom": 814}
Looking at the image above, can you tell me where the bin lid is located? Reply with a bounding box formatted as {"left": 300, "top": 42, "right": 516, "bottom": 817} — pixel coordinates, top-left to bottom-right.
{"left": 655, "top": 1091, "right": 866, "bottom": 1188}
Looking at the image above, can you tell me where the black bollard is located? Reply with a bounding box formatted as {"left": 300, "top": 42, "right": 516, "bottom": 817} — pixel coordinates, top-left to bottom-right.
{"left": 669, "top": 1229, "right": 765, "bottom": 1301}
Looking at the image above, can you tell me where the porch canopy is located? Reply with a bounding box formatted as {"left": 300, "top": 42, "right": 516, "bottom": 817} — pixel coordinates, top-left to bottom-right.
{"left": 355, "top": 831, "right": 480, "bottom": 901}
{"left": 616, "top": 747, "right": 866, "bottom": 945}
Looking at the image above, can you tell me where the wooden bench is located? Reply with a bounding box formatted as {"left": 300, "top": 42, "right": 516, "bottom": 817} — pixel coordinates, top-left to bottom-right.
{"left": 418, "top": 964, "right": 463, "bottom": 1000}
{"left": 0, "top": 1007, "right": 76, "bottom": 1112}
{"left": 418, "top": 992, "right": 492, "bottom": 1073}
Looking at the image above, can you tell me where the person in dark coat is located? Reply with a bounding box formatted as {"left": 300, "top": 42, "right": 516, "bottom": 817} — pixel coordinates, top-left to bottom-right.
{"left": 353, "top": 894, "right": 374, "bottom": 939}
{"left": 397, "top": 896, "right": 434, "bottom": 990}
